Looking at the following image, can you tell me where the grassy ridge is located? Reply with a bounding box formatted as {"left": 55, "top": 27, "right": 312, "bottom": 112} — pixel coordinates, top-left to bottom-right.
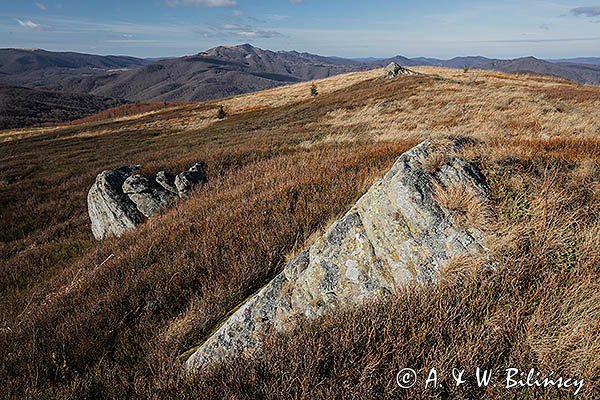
{"left": 1, "top": 67, "right": 599, "bottom": 398}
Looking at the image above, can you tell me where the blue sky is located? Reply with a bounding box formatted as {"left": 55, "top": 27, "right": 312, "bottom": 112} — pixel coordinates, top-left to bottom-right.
{"left": 0, "top": 1, "right": 599, "bottom": 58}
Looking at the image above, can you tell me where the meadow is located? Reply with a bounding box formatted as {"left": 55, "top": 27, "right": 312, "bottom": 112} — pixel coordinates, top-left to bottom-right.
{"left": 1, "top": 66, "right": 599, "bottom": 399}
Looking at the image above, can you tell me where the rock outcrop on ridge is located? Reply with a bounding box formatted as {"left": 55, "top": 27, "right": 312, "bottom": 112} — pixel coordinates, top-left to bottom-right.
{"left": 386, "top": 62, "right": 418, "bottom": 78}
{"left": 88, "top": 162, "right": 207, "bottom": 240}
{"left": 185, "top": 140, "right": 489, "bottom": 370}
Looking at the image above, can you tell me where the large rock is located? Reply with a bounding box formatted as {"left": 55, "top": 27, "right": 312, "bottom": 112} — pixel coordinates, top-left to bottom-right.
{"left": 122, "top": 174, "right": 176, "bottom": 218}
{"left": 185, "top": 140, "right": 489, "bottom": 369}
{"left": 88, "top": 162, "right": 207, "bottom": 240}
{"left": 386, "top": 62, "right": 417, "bottom": 78}
{"left": 87, "top": 166, "right": 145, "bottom": 240}
{"left": 175, "top": 162, "right": 207, "bottom": 197}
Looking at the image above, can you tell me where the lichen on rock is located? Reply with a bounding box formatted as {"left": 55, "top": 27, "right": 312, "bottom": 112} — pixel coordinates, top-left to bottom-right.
{"left": 87, "top": 162, "right": 207, "bottom": 240}
{"left": 386, "top": 62, "right": 418, "bottom": 78}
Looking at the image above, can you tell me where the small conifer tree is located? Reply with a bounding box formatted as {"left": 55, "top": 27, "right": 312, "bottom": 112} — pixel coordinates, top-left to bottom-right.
{"left": 216, "top": 105, "right": 226, "bottom": 119}
{"left": 310, "top": 83, "right": 319, "bottom": 97}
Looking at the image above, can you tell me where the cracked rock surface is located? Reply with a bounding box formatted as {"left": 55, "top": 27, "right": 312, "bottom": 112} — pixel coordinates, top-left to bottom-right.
{"left": 386, "top": 62, "right": 418, "bottom": 78}
{"left": 87, "top": 162, "right": 206, "bottom": 240}
{"left": 122, "top": 174, "right": 177, "bottom": 219}
{"left": 185, "top": 140, "right": 489, "bottom": 369}
{"left": 87, "top": 166, "right": 145, "bottom": 241}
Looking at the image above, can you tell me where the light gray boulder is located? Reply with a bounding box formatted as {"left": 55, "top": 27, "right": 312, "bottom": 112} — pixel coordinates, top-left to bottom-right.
{"left": 185, "top": 140, "right": 489, "bottom": 369}
{"left": 87, "top": 166, "right": 145, "bottom": 240}
{"left": 122, "top": 174, "right": 176, "bottom": 218}
{"left": 386, "top": 62, "right": 417, "bottom": 78}
{"left": 175, "top": 162, "right": 207, "bottom": 197}
{"left": 88, "top": 162, "right": 207, "bottom": 240}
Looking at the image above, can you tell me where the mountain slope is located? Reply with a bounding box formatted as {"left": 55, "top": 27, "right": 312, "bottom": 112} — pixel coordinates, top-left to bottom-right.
{"left": 0, "top": 48, "right": 149, "bottom": 74}
{"left": 87, "top": 44, "right": 371, "bottom": 101}
{"left": 0, "top": 67, "right": 600, "bottom": 399}
{"left": 1, "top": 66, "right": 599, "bottom": 399}
{"left": 550, "top": 57, "right": 600, "bottom": 65}
{"left": 0, "top": 45, "right": 373, "bottom": 105}
{"left": 0, "top": 84, "right": 125, "bottom": 130}
{"left": 1, "top": 47, "right": 599, "bottom": 105}
{"left": 413, "top": 56, "right": 494, "bottom": 68}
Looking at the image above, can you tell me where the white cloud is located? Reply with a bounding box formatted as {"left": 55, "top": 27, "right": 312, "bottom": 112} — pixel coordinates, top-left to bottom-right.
{"left": 107, "top": 39, "right": 159, "bottom": 43}
{"left": 197, "top": 23, "right": 283, "bottom": 38}
{"left": 236, "top": 29, "right": 281, "bottom": 38}
{"left": 16, "top": 18, "right": 43, "bottom": 30}
{"left": 165, "top": 0, "right": 236, "bottom": 7}
{"left": 35, "top": 2, "right": 47, "bottom": 10}
{"left": 571, "top": 6, "right": 600, "bottom": 17}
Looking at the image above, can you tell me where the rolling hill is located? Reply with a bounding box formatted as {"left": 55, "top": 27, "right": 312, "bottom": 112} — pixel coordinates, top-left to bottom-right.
{"left": 2, "top": 45, "right": 599, "bottom": 131}
{"left": 0, "top": 46, "right": 599, "bottom": 113}
{"left": 385, "top": 55, "right": 494, "bottom": 68}
{"left": 1, "top": 66, "right": 599, "bottom": 399}
{"left": 550, "top": 57, "right": 600, "bottom": 65}
{"left": 0, "top": 48, "right": 149, "bottom": 74}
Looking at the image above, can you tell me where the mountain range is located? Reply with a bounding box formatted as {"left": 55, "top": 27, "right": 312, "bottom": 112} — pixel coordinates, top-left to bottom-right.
{"left": 549, "top": 57, "right": 600, "bottom": 65}
{"left": 1, "top": 45, "right": 599, "bottom": 129}
{"left": 473, "top": 56, "right": 600, "bottom": 85}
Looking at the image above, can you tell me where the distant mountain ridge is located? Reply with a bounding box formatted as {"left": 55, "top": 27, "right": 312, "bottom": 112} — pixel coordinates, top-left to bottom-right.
{"left": 548, "top": 57, "right": 600, "bottom": 65}
{"left": 0, "top": 48, "right": 151, "bottom": 95}
{"left": 0, "top": 45, "right": 371, "bottom": 103}
{"left": 374, "top": 55, "right": 494, "bottom": 68}
{"left": 85, "top": 44, "right": 373, "bottom": 102}
{"left": 0, "top": 48, "right": 149, "bottom": 74}
{"left": 0, "top": 45, "right": 598, "bottom": 121}
{"left": 474, "top": 56, "right": 600, "bottom": 85}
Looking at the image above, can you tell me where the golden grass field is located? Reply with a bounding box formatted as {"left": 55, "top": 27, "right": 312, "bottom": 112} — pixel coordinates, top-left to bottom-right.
{"left": 1, "top": 66, "right": 599, "bottom": 399}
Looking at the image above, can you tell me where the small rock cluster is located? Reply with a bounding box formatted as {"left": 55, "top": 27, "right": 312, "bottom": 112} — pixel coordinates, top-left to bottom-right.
{"left": 386, "top": 62, "right": 418, "bottom": 78}
{"left": 88, "top": 162, "right": 207, "bottom": 240}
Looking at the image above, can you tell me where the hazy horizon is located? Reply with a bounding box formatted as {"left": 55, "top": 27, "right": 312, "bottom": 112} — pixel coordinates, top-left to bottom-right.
{"left": 2, "top": 43, "right": 599, "bottom": 62}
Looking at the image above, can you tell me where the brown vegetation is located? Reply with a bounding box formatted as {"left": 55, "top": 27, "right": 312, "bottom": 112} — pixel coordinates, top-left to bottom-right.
{"left": 1, "top": 67, "right": 599, "bottom": 399}
{"left": 433, "top": 181, "right": 488, "bottom": 229}
{"left": 68, "top": 101, "right": 194, "bottom": 126}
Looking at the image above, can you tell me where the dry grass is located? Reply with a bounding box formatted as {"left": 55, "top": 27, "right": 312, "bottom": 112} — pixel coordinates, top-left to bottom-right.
{"left": 1, "top": 66, "right": 599, "bottom": 399}
{"left": 320, "top": 67, "right": 599, "bottom": 142}
{"left": 433, "top": 181, "right": 488, "bottom": 229}
{"left": 421, "top": 150, "right": 450, "bottom": 173}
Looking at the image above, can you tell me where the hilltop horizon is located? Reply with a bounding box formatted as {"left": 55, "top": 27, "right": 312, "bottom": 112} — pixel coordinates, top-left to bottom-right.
{"left": 1, "top": 42, "right": 599, "bottom": 130}
{"left": 3, "top": 43, "right": 599, "bottom": 62}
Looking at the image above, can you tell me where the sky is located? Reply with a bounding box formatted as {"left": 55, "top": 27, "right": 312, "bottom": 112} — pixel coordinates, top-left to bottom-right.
{"left": 0, "top": 0, "right": 599, "bottom": 59}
